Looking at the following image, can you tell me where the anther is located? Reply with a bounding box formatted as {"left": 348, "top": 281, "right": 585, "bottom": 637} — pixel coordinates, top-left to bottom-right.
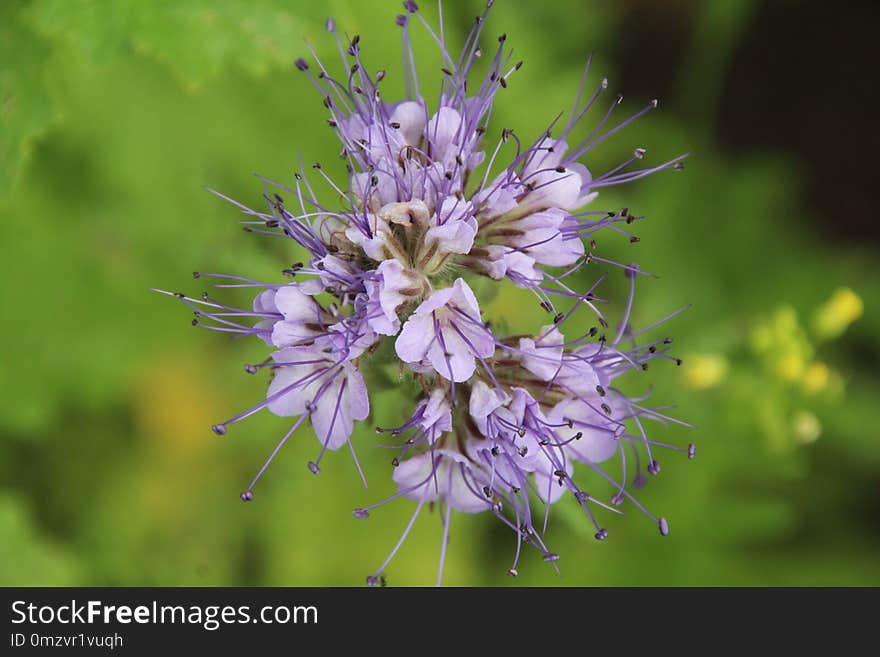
{"left": 507, "top": 568, "right": 518, "bottom": 577}
{"left": 647, "top": 460, "right": 661, "bottom": 476}
{"left": 596, "top": 385, "right": 606, "bottom": 396}
{"left": 542, "top": 553, "right": 559, "bottom": 563}
{"left": 353, "top": 508, "right": 369, "bottom": 519}
{"left": 594, "top": 528, "right": 608, "bottom": 541}
{"left": 211, "top": 424, "right": 227, "bottom": 436}
{"left": 391, "top": 457, "right": 400, "bottom": 467}
{"left": 687, "top": 444, "right": 696, "bottom": 459}
{"left": 601, "top": 403, "right": 612, "bottom": 416}
{"left": 244, "top": 364, "right": 258, "bottom": 374}
{"left": 659, "top": 518, "right": 669, "bottom": 536}
{"left": 294, "top": 58, "right": 308, "bottom": 71}
{"left": 307, "top": 461, "right": 321, "bottom": 475}
{"left": 240, "top": 491, "right": 253, "bottom": 502}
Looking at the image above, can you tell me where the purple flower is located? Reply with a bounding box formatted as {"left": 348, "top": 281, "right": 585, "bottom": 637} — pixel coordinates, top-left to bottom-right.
{"left": 161, "top": 0, "right": 692, "bottom": 586}
{"left": 395, "top": 278, "right": 494, "bottom": 382}
{"left": 266, "top": 347, "right": 370, "bottom": 451}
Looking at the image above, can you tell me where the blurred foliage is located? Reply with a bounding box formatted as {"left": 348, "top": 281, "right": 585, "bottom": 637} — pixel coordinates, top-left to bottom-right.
{"left": 1, "top": 0, "right": 877, "bottom": 586}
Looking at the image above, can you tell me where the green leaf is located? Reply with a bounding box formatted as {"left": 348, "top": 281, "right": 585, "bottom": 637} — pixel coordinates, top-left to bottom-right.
{"left": 0, "top": 4, "right": 55, "bottom": 191}
{"left": 24, "top": 0, "right": 327, "bottom": 90}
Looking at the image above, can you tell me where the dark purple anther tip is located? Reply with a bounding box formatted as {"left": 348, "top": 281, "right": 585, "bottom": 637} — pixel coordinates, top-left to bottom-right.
{"left": 211, "top": 424, "right": 227, "bottom": 436}
{"left": 648, "top": 460, "right": 661, "bottom": 476}
{"left": 403, "top": 0, "right": 418, "bottom": 13}
{"left": 244, "top": 364, "right": 257, "bottom": 374}
{"left": 192, "top": 271, "right": 200, "bottom": 279}
{"left": 325, "top": 17, "right": 335, "bottom": 32}
{"left": 659, "top": 518, "right": 669, "bottom": 536}
{"left": 352, "top": 508, "right": 369, "bottom": 519}
{"left": 366, "top": 575, "right": 378, "bottom": 587}
{"left": 542, "top": 552, "right": 560, "bottom": 563}
{"left": 507, "top": 568, "right": 518, "bottom": 577}
{"left": 594, "top": 528, "right": 608, "bottom": 541}
{"left": 294, "top": 58, "right": 308, "bottom": 71}
{"left": 395, "top": 14, "right": 407, "bottom": 27}
{"left": 240, "top": 491, "right": 253, "bottom": 502}
{"left": 687, "top": 443, "right": 696, "bottom": 459}
{"left": 307, "top": 461, "right": 320, "bottom": 475}
{"left": 610, "top": 492, "right": 624, "bottom": 506}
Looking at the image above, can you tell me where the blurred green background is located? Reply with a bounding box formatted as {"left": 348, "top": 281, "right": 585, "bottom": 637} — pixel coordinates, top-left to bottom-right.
{"left": 1, "top": 0, "right": 877, "bottom": 586}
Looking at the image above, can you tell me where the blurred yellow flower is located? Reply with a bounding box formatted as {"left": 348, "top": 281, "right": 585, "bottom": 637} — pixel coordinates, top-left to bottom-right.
{"left": 802, "top": 361, "right": 831, "bottom": 394}
{"left": 775, "top": 353, "right": 804, "bottom": 382}
{"left": 133, "top": 354, "right": 223, "bottom": 458}
{"left": 683, "top": 353, "right": 729, "bottom": 390}
{"left": 791, "top": 410, "right": 822, "bottom": 444}
{"left": 813, "top": 288, "right": 863, "bottom": 340}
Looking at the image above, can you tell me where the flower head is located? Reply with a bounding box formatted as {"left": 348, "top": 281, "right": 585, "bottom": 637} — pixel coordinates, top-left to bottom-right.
{"left": 161, "top": 0, "right": 691, "bottom": 585}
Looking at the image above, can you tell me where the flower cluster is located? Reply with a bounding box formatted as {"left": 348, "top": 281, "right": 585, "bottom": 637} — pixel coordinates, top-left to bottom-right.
{"left": 162, "top": 1, "right": 691, "bottom": 585}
